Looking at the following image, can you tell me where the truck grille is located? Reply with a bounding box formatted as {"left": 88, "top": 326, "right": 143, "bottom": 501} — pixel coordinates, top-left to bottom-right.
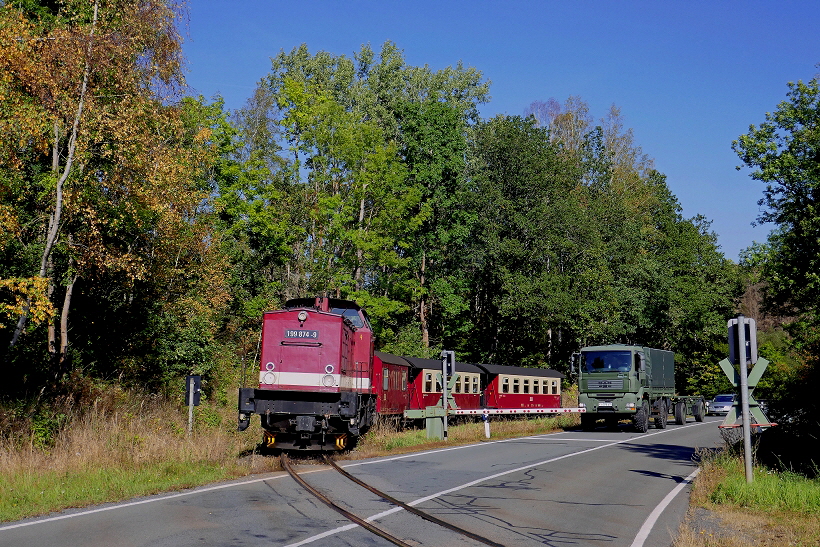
{"left": 587, "top": 379, "right": 624, "bottom": 390}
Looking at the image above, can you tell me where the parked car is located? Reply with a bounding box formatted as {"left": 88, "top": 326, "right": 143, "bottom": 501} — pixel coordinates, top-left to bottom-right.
{"left": 707, "top": 394, "right": 736, "bottom": 416}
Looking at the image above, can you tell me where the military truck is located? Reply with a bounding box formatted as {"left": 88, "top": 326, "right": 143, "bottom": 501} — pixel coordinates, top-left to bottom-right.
{"left": 571, "top": 344, "right": 705, "bottom": 432}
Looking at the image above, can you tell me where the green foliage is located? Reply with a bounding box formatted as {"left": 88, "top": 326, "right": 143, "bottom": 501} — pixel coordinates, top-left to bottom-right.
{"left": 30, "top": 410, "right": 68, "bottom": 449}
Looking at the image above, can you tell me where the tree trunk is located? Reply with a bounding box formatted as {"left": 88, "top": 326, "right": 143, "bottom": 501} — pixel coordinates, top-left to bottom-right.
{"left": 9, "top": 1, "right": 99, "bottom": 348}
{"left": 57, "top": 273, "right": 78, "bottom": 376}
{"left": 420, "top": 250, "right": 429, "bottom": 348}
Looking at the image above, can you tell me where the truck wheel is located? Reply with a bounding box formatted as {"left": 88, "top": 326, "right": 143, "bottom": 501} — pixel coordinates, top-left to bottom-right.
{"left": 674, "top": 401, "right": 686, "bottom": 425}
{"left": 693, "top": 399, "right": 705, "bottom": 422}
{"left": 655, "top": 400, "right": 668, "bottom": 429}
{"left": 633, "top": 401, "right": 649, "bottom": 433}
{"left": 581, "top": 414, "right": 596, "bottom": 431}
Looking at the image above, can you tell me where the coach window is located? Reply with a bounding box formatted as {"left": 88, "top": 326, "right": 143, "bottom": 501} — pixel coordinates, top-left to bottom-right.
{"left": 542, "top": 380, "right": 549, "bottom": 393}
{"left": 552, "top": 380, "right": 558, "bottom": 395}
{"left": 454, "top": 376, "right": 461, "bottom": 393}
{"left": 523, "top": 379, "right": 530, "bottom": 394}
{"left": 533, "top": 379, "right": 540, "bottom": 394}
{"left": 472, "top": 376, "right": 479, "bottom": 393}
{"left": 425, "top": 373, "right": 433, "bottom": 393}
{"left": 435, "top": 376, "right": 442, "bottom": 393}
{"left": 502, "top": 377, "right": 510, "bottom": 393}
{"left": 513, "top": 378, "right": 520, "bottom": 394}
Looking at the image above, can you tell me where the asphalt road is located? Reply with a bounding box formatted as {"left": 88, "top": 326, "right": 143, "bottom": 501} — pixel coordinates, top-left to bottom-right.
{"left": 0, "top": 417, "right": 725, "bottom": 547}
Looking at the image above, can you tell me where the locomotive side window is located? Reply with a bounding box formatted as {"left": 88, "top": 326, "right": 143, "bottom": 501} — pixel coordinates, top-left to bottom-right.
{"left": 383, "top": 374, "right": 389, "bottom": 391}
{"left": 513, "top": 378, "right": 520, "bottom": 394}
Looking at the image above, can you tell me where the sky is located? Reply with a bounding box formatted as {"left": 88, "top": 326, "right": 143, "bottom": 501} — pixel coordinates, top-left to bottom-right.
{"left": 183, "top": 1, "right": 820, "bottom": 262}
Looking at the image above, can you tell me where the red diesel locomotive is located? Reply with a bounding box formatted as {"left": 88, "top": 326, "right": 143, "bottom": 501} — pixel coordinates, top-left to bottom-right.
{"left": 237, "top": 297, "right": 565, "bottom": 451}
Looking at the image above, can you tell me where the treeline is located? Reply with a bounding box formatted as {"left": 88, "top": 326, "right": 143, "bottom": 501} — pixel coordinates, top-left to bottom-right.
{"left": 1, "top": 1, "right": 741, "bottom": 403}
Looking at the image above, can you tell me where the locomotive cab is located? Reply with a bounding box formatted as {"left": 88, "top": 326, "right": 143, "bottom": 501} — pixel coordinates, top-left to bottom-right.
{"left": 238, "top": 297, "right": 377, "bottom": 451}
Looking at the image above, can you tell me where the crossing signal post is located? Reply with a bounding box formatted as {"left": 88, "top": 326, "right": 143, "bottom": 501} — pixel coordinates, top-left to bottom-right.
{"left": 441, "top": 350, "right": 456, "bottom": 441}
{"left": 186, "top": 374, "right": 202, "bottom": 436}
{"left": 724, "top": 315, "right": 773, "bottom": 483}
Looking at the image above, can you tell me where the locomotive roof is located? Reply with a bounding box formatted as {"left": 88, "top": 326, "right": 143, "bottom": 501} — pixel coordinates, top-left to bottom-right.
{"left": 285, "top": 297, "right": 361, "bottom": 311}
{"left": 476, "top": 363, "right": 565, "bottom": 379}
{"left": 397, "top": 355, "right": 485, "bottom": 374}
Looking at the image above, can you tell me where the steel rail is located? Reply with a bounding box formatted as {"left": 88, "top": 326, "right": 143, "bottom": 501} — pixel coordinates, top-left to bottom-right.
{"left": 323, "top": 455, "right": 505, "bottom": 547}
{"left": 280, "top": 454, "right": 413, "bottom": 547}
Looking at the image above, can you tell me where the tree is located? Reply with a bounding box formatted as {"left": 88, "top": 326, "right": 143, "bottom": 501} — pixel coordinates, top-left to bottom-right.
{"left": 0, "top": 1, "right": 228, "bottom": 393}
{"left": 230, "top": 42, "right": 490, "bottom": 346}
{"left": 732, "top": 76, "right": 820, "bottom": 319}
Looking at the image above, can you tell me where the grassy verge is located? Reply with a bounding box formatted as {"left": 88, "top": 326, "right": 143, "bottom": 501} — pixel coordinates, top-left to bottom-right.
{"left": 674, "top": 451, "right": 820, "bottom": 547}
{"left": 0, "top": 394, "right": 277, "bottom": 522}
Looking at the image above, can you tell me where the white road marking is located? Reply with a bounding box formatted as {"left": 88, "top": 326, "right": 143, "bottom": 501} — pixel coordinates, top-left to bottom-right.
{"left": 629, "top": 467, "right": 701, "bottom": 547}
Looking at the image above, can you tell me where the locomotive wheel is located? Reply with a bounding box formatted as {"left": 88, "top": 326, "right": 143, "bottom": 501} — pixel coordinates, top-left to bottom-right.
{"left": 674, "top": 401, "right": 686, "bottom": 425}
{"left": 633, "top": 401, "right": 649, "bottom": 433}
{"left": 655, "top": 400, "right": 668, "bottom": 429}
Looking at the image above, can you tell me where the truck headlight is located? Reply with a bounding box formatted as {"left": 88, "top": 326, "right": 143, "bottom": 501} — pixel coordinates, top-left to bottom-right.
{"left": 626, "top": 402, "right": 635, "bottom": 410}
{"left": 579, "top": 402, "right": 586, "bottom": 408}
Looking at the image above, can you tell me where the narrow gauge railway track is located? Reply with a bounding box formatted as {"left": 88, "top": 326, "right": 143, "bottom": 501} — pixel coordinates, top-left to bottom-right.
{"left": 280, "top": 454, "right": 504, "bottom": 547}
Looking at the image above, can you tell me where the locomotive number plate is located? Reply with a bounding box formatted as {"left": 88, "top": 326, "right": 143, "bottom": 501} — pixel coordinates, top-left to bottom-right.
{"left": 285, "top": 329, "right": 319, "bottom": 339}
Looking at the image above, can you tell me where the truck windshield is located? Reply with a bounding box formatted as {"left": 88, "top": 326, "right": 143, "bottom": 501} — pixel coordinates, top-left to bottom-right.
{"left": 582, "top": 350, "right": 632, "bottom": 373}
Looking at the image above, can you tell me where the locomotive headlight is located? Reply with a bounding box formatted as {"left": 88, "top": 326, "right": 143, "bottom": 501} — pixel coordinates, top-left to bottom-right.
{"left": 265, "top": 362, "right": 275, "bottom": 371}
{"left": 322, "top": 374, "right": 335, "bottom": 387}
{"left": 298, "top": 310, "right": 308, "bottom": 322}
{"left": 263, "top": 372, "right": 276, "bottom": 384}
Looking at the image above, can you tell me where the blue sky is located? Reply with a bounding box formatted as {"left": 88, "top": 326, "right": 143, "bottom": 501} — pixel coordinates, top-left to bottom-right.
{"left": 183, "top": 1, "right": 820, "bottom": 261}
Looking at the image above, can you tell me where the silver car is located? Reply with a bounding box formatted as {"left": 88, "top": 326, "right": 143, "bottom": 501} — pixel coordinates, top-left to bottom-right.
{"left": 707, "top": 394, "right": 736, "bottom": 416}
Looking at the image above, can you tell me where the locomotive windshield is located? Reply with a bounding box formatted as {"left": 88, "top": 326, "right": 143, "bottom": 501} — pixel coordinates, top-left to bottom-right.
{"left": 582, "top": 350, "right": 633, "bottom": 373}
{"left": 330, "top": 307, "right": 369, "bottom": 329}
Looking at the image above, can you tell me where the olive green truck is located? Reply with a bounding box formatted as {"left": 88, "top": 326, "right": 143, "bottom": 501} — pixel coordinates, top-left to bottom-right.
{"left": 571, "top": 344, "right": 705, "bottom": 432}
